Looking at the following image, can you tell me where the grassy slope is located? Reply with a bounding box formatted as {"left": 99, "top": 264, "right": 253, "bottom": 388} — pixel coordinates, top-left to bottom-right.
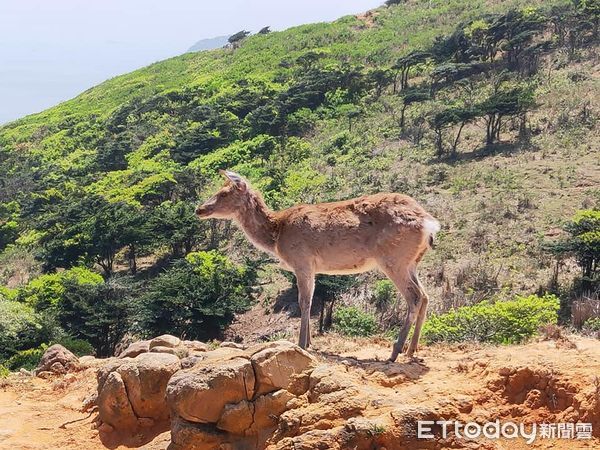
{"left": 1, "top": 0, "right": 548, "bottom": 142}
{"left": 1, "top": 0, "right": 598, "bottom": 313}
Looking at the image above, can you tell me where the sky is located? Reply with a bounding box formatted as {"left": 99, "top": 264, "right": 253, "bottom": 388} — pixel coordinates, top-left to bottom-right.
{"left": 0, "top": 0, "right": 382, "bottom": 125}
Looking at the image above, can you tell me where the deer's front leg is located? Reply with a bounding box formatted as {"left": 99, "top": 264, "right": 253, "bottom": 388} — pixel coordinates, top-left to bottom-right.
{"left": 295, "top": 270, "right": 315, "bottom": 350}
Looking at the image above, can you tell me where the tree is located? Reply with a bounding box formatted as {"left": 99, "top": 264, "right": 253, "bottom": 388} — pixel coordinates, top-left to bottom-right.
{"left": 228, "top": 30, "right": 250, "bottom": 47}
{"left": 150, "top": 200, "right": 203, "bottom": 259}
{"left": 545, "top": 209, "right": 600, "bottom": 294}
{"left": 37, "top": 195, "right": 151, "bottom": 276}
{"left": 392, "top": 51, "right": 430, "bottom": 93}
{"left": 58, "top": 276, "right": 136, "bottom": 357}
{"left": 398, "top": 88, "right": 430, "bottom": 130}
{"left": 313, "top": 275, "right": 357, "bottom": 333}
{"left": 136, "top": 251, "right": 256, "bottom": 340}
{"left": 0, "top": 201, "right": 19, "bottom": 251}
{"left": 477, "top": 81, "right": 534, "bottom": 146}
{"left": 430, "top": 105, "right": 478, "bottom": 156}
{"left": 367, "top": 68, "right": 392, "bottom": 98}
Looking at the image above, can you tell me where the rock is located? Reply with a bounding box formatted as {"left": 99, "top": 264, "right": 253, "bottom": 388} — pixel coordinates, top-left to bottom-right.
{"left": 150, "top": 346, "right": 179, "bottom": 356}
{"left": 180, "top": 355, "right": 205, "bottom": 369}
{"left": 253, "top": 390, "right": 295, "bottom": 430}
{"left": 220, "top": 341, "right": 246, "bottom": 350}
{"left": 216, "top": 400, "right": 254, "bottom": 434}
{"left": 150, "top": 345, "right": 190, "bottom": 359}
{"left": 36, "top": 344, "right": 80, "bottom": 376}
{"left": 118, "top": 340, "right": 150, "bottom": 358}
{"left": 37, "top": 371, "right": 53, "bottom": 379}
{"left": 167, "top": 355, "right": 255, "bottom": 424}
{"left": 169, "top": 417, "right": 230, "bottom": 450}
{"left": 183, "top": 340, "right": 209, "bottom": 352}
{"left": 249, "top": 340, "right": 317, "bottom": 396}
{"left": 96, "top": 352, "right": 181, "bottom": 432}
{"left": 149, "top": 334, "right": 181, "bottom": 349}
{"left": 98, "top": 422, "right": 115, "bottom": 434}
{"left": 97, "top": 371, "right": 138, "bottom": 432}
{"left": 79, "top": 355, "right": 113, "bottom": 369}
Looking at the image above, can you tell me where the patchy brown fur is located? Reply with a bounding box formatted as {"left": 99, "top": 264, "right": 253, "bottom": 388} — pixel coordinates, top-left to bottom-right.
{"left": 196, "top": 171, "right": 440, "bottom": 361}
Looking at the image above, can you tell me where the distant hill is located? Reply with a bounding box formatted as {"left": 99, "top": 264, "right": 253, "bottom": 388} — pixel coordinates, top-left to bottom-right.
{"left": 187, "top": 35, "right": 229, "bottom": 52}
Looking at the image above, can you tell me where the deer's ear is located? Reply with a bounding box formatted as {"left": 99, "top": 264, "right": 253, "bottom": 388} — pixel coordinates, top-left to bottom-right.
{"left": 222, "top": 170, "right": 247, "bottom": 191}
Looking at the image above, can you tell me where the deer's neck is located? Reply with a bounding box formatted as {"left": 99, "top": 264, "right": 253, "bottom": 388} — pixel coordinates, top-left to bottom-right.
{"left": 234, "top": 192, "right": 278, "bottom": 255}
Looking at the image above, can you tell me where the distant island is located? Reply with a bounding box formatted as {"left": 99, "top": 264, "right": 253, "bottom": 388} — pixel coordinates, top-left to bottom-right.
{"left": 187, "top": 35, "right": 229, "bottom": 52}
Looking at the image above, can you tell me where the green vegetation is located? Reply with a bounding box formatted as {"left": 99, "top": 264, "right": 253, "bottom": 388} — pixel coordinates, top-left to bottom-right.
{"left": 0, "top": 0, "right": 598, "bottom": 365}
{"left": 136, "top": 251, "right": 256, "bottom": 341}
{"left": 421, "top": 294, "right": 560, "bottom": 344}
{"left": 333, "top": 306, "right": 380, "bottom": 337}
{"left": 4, "top": 345, "right": 48, "bottom": 371}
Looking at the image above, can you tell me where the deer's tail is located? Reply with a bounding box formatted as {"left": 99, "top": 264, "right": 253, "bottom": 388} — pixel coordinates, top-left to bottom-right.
{"left": 423, "top": 217, "right": 441, "bottom": 248}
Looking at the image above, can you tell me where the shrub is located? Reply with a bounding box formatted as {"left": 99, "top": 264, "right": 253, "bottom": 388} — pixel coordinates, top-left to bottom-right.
{"left": 136, "top": 250, "right": 256, "bottom": 341}
{"left": 17, "top": 267, "right": 103, "bottom": 310}
{"left": 4, "top": 344, "right": 47, "bottom": 371}
{"left": 0, "top": 299, "right": 58, "bottom": 360}
{"left": 58, "top": 276, "right": 135, "bottom": 357}
{"left": 333, "top": 306, "right": 379, "bottom": 337}
{"left": 582, "top": 317, "right": 600, "bottom": 336}
{"left": 421, "top": 294, "right": 560, "bottom": 345}
{"left": 53, "top": 337, "right": 95, "bottom": 356}
{"left": 372, "top": 279, "right": 396, "bottom": 309}
{"left": 0, "top": 364, "right": 9, "bottom": 378}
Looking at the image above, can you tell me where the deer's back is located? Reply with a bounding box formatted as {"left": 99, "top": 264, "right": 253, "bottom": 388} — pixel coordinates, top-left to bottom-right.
{"left": 274, "top": 193, "right": 429, "bottom": 230}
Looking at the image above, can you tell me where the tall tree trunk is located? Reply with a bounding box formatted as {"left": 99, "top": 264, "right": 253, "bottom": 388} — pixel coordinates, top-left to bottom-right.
{"left": 452, "top": 121, "right": 466, "bottom": 154}
{"left": 128, "top": 244, "right": 137, "bottom": 275}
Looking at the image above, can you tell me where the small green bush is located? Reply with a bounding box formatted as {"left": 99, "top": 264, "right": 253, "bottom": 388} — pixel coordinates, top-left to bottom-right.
{"left": 582, "top": 317, "right": 600, "bottom": 335}
{"left": 372, "top": 279, "right": 396, "bottom": 309}
{"left": 0, "top": 364, "right": 9, "bottom": 378}
{"left": 333, "top": 306, "right": 379, "bottom": 337}
{"left": 53, "top": 337, "right": 95, "bottom": 356}
{"left": 4, "top": 344, "right": 48, "bottom": 371}
{"left": 421, "top": 294, "right": 560, "bottom": 345}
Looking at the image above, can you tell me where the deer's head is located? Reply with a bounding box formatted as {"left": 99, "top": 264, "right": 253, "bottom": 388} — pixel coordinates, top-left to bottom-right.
{"left": 195, "top": 170, "right": 249, "bottom": 219}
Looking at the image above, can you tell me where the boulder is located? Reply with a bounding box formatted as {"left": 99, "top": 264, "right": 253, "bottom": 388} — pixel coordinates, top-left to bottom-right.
{"left": 118, "top": 340, "right": 150, "bottom": 358}
{"left": 183, "top": 340, "right": 209, "bottom": 352}
{"left": 167, "top": 355, "right": 255, "bottom": 424}
{"left": 169, "top": 417, "right": 230, "bottom": 450}
{"left": 216, "top": 400, "right": 254, "bottom": 434}
{"left": 149, "top": 334, "right": 181, "bottom": 349}
{"left": 96, "top": 352, "right": 181, "bottom": 432}
{"left": 249, "top": 340, "right": 317, "bottom": 396}
{"left": 36, "top": 344, "right": 80, "bottom": 376}
{"left": 97, "top": 370, "right": 139, "bottom": 432}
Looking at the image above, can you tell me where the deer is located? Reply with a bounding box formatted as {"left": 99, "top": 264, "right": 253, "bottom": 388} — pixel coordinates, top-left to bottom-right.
{"left": 195, "top": 170, "right": 440, "bottom": 362}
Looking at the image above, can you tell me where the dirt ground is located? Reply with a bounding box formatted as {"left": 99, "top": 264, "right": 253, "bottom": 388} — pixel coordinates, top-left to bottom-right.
{"left": 0, "top": 335, "right": 599, "bottom": 450}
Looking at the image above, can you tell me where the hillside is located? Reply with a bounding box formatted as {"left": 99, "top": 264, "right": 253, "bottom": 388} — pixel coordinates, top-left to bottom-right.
{"left": 0, "top": 0, "right": 599, "bottom": 377}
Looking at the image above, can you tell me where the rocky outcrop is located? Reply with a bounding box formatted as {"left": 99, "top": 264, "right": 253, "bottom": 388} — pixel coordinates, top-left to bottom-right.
{"left": 94, "top": 339, "right": 320, "bottom": 448}
{"left": 35, "top": 344, "right": 80, "bottom": 376}
{"left": 96, "top": 352, "right": 181, "bottom": 434}
{"left": 117, "top": 334, "right": 208, "bottom": 360}
{"left": 166, "top": 341, "right": 317, "bottom": 449}
{"left": 118, "top": 340, "right": 150, "bottom": 358}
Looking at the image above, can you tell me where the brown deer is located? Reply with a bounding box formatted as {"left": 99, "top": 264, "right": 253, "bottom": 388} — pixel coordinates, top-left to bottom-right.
{"left": 196, "top": 170, "right": 440, "bottom": 361}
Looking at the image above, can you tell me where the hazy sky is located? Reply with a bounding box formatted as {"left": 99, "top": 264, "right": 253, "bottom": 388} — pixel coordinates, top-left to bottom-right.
{"left": 0, "top": 0, "right": 382, "bottom": 125}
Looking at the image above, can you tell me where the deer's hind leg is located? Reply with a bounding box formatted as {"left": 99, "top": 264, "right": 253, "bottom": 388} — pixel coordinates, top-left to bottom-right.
{"left": 406, "top": 273, "right": 429, "bottom": 357}
{"left": 378, "top": 261, "right": 424, "bottom": 362}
